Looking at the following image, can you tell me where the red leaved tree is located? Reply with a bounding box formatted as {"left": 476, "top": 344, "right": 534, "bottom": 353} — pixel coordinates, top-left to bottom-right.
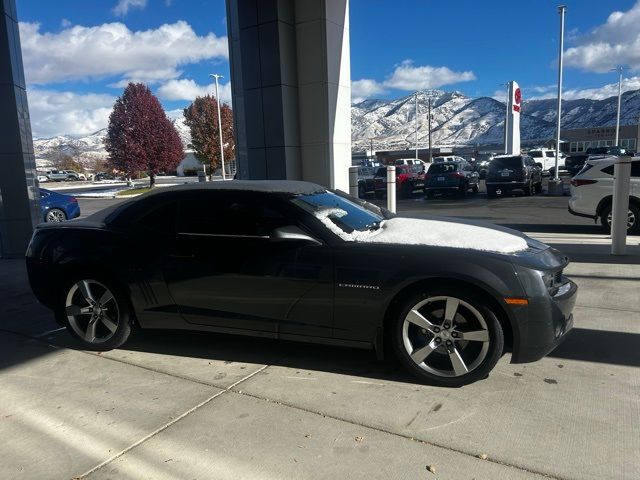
{"left": 105, "top": 83, "right": 184, "bottom": 187}
{"left": 183, "top": 95, "right": 234, "bottom": 174}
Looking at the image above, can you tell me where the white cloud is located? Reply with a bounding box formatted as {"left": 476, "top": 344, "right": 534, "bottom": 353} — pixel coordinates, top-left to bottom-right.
{"left": 528, "top": 76, "right": 640, "bottom": 101}
{"left": 27, "top": 89, "right": 116, "bottom": 138}
{"left": 351, "top": 60, "right": 475, "bottom": 102}
{"left": 157, "top": 78, "right": 232, "bottom": 103}
{"left": 564, "top": 1, "right": 640, "bottom": 72}
{"left": 351, "top": 79, "right": 386, "bottom": 103}
{"left": 113, "top": 0, "right": 147, "bottom": 16}
{"left": 19, "top": 21, "right": 228, "bottom": 85}
{"left": 383, "top": 60, "right": 476, "bottom": 90}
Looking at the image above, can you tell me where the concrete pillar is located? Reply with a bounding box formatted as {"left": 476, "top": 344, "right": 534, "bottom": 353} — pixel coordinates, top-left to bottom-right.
{"left": 0, "top": 0, "right": 39, "bottom": 258}
{"left": 226, "top": 0, "right": 351, "bottom": 191}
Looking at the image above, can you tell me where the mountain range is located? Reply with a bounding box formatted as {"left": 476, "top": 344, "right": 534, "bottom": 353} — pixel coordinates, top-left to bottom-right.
{"left": 33, "top": 88, "right": 640, "bottom": 168}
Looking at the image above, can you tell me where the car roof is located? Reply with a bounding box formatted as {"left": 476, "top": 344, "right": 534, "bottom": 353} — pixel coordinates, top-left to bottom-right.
{"left": 144, "top": 180, "right": 326, "bottom": 197}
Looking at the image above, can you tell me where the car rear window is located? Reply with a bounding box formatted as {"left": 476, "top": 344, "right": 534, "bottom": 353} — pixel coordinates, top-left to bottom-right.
{"left": 489, "top": 157, "right": 522, "bottom": 170}
{"left": 428, "top": 163, "right": 458, "bottom": 174}
{"left": 529, "top": 151, "right": 543, "bottom": 158}
{"left": 374, "top": 167, "right": 386, "bottom": 177}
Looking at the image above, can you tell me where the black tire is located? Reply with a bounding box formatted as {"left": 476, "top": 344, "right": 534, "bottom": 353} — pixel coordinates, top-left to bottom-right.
{"left": 390, "top": 288, "right": 504, "bottom": 387}
{"left": 358, "top": 183, "right": 366, "bottom": 198}
{"left": 45, "top": 208, "right": 67, "bottom": 222}
{"left": 472, "top": 184, "right": 479, "bottom": 194}
{"left": 534, "top": 181, "right": 543, "bottom": 194}
{"left": 523, "top": 181, "right": 533, "bottom": 196}
{"left": 600, "top": 203, "right": 640, "bottom": 235}
{"left": 57, "top": 275, "right": 133, "bottom": 351}
{"left": 399, "top": 183, "right": 412, "bottom": 198}
{"left": 486, "top": 186, "right": 496, "bottom": 198}
{"left": 457, "top": 181, "right": 468, "bottom": 198}
{"left": 374, "top": 191, "right": 385, "bottom": 200}
{"left": 426, "top": 190, "right": 435, "bottom": 199}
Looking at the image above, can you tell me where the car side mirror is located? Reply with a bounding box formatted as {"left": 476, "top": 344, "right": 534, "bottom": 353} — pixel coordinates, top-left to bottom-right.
{"left": 271, "top": 226, "right": 321, "bottom": 245}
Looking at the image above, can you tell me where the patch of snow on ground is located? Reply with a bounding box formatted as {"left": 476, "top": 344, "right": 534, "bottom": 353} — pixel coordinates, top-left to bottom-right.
{"left": 316, "top": 214, "right": 528, "bottom": 253}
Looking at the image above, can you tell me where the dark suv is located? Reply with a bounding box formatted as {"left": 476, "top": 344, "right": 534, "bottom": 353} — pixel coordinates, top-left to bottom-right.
{"left": 486, "top": 155, "right": 542, "bottom": 197}
{"left": 373, "top": 165, "right": 425, "bottom": 198}
{"left": 355, "top": 166, "right": 376, "bottom": 197}
{"left": 424, "top": 160, "right": 479, "bottom": 198}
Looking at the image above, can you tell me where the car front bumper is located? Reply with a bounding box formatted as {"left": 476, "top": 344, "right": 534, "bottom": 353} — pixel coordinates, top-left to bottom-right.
{"left": 510, "top": 278, "right": 577, "bottom": 363}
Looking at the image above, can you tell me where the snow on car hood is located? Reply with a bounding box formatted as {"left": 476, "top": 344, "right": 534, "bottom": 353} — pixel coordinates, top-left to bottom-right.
{"left": 317, "top": 211, "right": 528, "bottom": 254}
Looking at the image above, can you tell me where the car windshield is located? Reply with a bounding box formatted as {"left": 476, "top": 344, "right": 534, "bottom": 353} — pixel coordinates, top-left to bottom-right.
{"left": 374, "top": 167, "right": 386, "bottom": 177}
{"left": 428, "top": 163, "right": 458, "bottom": 174}
{"left": 291, "top": 191, "right": 383, "bottom": 235}
{"left": 490, "top": 156, "right": 522, "bottom": 170}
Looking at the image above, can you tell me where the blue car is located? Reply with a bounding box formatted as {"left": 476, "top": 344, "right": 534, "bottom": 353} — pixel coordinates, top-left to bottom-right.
{"left": 39, "top": 188, "right": 81, "bottom": 222}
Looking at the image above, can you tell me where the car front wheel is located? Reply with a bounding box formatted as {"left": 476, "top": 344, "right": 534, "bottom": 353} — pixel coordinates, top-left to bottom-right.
{"left": 391, "top": 289, "right": 504, "bottom": 387}
{"left": 59, "top": 277, "right": 132, "bottom": 350}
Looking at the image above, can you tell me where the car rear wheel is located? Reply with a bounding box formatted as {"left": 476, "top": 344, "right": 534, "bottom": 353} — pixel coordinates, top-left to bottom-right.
{"left": 358, "top": 183, "right": 366, "bottom": 198}
{"left": 457, "top": 181, "right": 468, "bottom": 197}
{"left": 534, "top": 181, "right": 543, "bottom": 194}
{"left": 375, "top": 191, "right": 385, "bottom": 199}
{"left": 45, "top": 208, "right": 67, "bottom": 222}
{"left": 60, "top": 277, "right": 132, "bottom": 351}
{"left": 523, "top": 181, "right": 533, "bottom": 196}
{"left": 486, "top": 186, "right": 496, "bottom": 198}
{"left": 601, "top": 203, "right": 640, "bottom": 235}
{"left": 472, "top": 184, "right": 479, "bottom": 194}
{"left": 391, "top": 289, "right": 504, "bottom": 387}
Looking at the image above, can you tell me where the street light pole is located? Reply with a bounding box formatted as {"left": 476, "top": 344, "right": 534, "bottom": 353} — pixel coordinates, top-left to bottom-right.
{"left": 428, "top": 96, "right": 433, "bottom": 162}
{"left": 209, "top": 73, "right": 226, "bottom": 180}
{"left": 415, "top": 92, "right": 419, "bottom": 161}
{"left": 611, "top": 66, "right": 626, "bottom": 146}
{"left": 554, "top": 5, "right": 566, "bottom": 182}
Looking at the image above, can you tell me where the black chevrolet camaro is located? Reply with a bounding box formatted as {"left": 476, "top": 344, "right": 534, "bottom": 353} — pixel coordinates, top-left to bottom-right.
{"left": 26, "top": 181, "right": 577, "bottom": 386}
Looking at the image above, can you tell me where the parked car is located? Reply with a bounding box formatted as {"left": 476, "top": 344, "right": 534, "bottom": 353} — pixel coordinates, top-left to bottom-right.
{"left": 486, "top": 155, "right": 543, "bottom": 197}
{"left": 562, "top": 146, "right": 630, "bottom": 178}
{"left": 433, "top": 155, "right": 466, "bottom": 163}
{"left": 393, "top": 158, "right": 428, "bottom": 168}
{"left": 373, "top": 164, "right": 424, "bottom": 198}
{"left": 63, "top": 170, "right": 86, "bottom": 181}
{"left": 424, "top": 160, "right": 479, "bottom": 198}
{"left": 476, "top": 153, "right": 497, "bottom": 179}
{"left": 355, "top": 166, "right": 376, "bottom": 197}
{"left": 568, "top": 156, "right": 640, "bottom": 234}
{"left": 37, "top": 172, "right": 50, "bottom": 182}
{"left": 26, "top": 180, "right": 577, "bottom": 387}
{"left": 42, "top": 169, "right": 78, "bottom": 182}
{"left": 528, "top": 148, "right": 566, "bottom": 174}
{"left": 39, "top": 188, "right": 81, "bottom": 222}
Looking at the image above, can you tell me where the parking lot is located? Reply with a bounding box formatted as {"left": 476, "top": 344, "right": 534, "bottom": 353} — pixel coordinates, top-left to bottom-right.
{"left": 1, "top": 183, "right": 639, "bottom": 479}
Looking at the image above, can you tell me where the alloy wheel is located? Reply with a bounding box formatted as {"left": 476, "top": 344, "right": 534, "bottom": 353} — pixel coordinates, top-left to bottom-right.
{"left": 65, "top": 280, "right": 120, "bottom": 344}
{"left": 402, "top": 296, "right": 490, "bottom": 377}
{"left": 607, "top": 209, "right": 636, "bottom": 230}
{"left": 45, "top": 209, "right": 66, "bottom": 222}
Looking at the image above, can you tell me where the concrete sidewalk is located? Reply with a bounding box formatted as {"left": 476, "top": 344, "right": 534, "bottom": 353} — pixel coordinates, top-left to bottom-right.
{"left": 1, "top": 244, "right": 639, "bottom": 479}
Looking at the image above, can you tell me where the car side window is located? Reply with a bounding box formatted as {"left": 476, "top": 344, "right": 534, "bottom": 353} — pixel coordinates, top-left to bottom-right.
{"left": 632, "top": 162, "right": 640, "bottom": 177}
{"left": 138, "top": 201, "right": 178, "bottom": 235}
{"left": 178, "top": 192, "right": 289, "bottom": 237}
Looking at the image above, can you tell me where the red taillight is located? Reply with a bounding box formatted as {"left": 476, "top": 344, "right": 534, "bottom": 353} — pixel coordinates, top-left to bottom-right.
{"left": 452, "top": 172, "right": 464, "bottom": 178}
{"left": 570, "top": 179, "right": 598, "bottom": 187}
{"left": 70, "top": 197, "right": 78, "bottom": 203}
{"left": 424, "top": 174, "right": 432, "bottom": 180}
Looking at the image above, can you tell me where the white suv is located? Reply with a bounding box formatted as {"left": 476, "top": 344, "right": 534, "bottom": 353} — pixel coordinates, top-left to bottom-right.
{"left": 528, "top": 148, "right": 566, "bottom": 174}
{"left": 568, "top": 155, "right": 640, "bottom": 234}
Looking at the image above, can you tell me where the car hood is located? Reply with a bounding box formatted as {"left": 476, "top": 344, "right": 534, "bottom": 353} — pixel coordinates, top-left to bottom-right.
{"left": 321, "top": 214, "right": 539, "bottom": 255}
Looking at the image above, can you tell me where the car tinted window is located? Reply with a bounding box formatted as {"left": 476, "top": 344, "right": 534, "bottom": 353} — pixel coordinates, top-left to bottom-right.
{"left": 602, "top": 162, "right": 640, "bottom": 177}
{"left": 374, "top": 167, "right": 386, "bottom": 177}
{"left": 490, "top": 157, "right": 522, "bottom": 170}
{"left": 545, "top": 151, "right": 555, "bottom": 157}
{"left": 428, "top": 163, "right": 458, "bottom": 174}
{"left": 179, "top": 193, "right": 288, "bottom": 237}
{"left": 529, "top": 151, "right": 542, "bottom": 158}
{"left": 138, "top": 202, "right": 178, "bottom": 235}
{"left": 292, "top": 191, "right": 383, "bottom": 234}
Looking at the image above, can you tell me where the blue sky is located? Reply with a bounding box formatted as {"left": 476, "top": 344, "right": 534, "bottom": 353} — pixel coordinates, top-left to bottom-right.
{"left": 16, "top": 0, "right": 640, "bottom": 137}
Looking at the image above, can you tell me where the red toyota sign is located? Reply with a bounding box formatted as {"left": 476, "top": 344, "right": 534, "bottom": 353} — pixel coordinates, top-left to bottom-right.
{"left": 513, "top": 87, "right": 522, "bottom": 112}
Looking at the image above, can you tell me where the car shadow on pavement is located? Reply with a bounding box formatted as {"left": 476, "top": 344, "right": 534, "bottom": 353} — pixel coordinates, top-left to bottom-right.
{"left": 549, "top": 328, "right": 640, "bottom": 367}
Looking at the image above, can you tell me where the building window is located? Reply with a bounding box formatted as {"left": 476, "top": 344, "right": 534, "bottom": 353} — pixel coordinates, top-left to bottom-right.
{"left": 630, "top": 139, "right": 637, "bottom": 150}
{"left": 577, "top": 142, "right": 584, "bottom": 152}
{"left": 621, "top": 139, "right": 628, "bottom": 148}
{"left": 570, "top": 142, "right": 577, "bottom": 153}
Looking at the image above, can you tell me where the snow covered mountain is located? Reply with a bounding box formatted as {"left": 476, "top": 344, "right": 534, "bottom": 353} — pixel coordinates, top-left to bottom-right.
{"left": 33, "top": 88, "right": 640, "bottom": 165}
{"left": 352, "top": 89, "right": 640, "bottom": 151}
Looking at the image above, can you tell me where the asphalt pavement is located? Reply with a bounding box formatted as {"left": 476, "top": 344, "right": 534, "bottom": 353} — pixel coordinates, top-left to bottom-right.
{"left": 2, "top": 180, "right": 639, "bottom": 479}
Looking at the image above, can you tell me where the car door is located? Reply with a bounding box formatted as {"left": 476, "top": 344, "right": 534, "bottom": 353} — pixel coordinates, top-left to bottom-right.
{"left": 161, "top": 190, "right": 334, "bottom": 337}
